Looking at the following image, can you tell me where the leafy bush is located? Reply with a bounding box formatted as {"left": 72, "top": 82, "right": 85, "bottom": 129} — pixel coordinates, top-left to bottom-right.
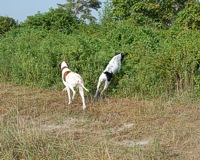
{"left": 0, "top": 16, "right": 17, "bottom": 34}
{"left": 21, "top": 8, "right": 80, "bottom": 34}
{"left": 0, "top": 20, "right": 200, "bottom": 98}
{"left": 174, "top": 2, "right": 200, "bottom": 29}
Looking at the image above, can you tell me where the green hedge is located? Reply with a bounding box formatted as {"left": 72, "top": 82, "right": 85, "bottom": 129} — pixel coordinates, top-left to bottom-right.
{"left": 0, "top": 21, "right": 200, "bottom": 98}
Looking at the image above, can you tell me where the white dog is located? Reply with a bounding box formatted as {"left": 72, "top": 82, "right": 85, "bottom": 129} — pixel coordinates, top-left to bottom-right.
{"left": 59, "top": 61, "right": 89, "bottom": 110}
{"left": 94, "top": 52, "right": 127, "bottom": 97}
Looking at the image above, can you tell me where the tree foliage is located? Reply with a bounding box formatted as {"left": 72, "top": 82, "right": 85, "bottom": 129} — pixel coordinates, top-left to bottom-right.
{"left": 21, "top": 8, "right": 79, "bottom": 33}
{"left": 0, "top": 16, "right": 17, "bottom": 34}
{"left": 174, "top": 1, "right": 200, "bottom": 29}
{"left": 58, "top": 0, "right": 102, "bottom": 23}
{"left": 110, "top": 0, "right": 200, "bottom": 29}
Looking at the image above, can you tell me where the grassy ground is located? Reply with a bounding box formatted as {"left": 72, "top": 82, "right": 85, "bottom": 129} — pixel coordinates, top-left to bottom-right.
{"left": 0, "top": 83, "right": 200, "bottom": 159}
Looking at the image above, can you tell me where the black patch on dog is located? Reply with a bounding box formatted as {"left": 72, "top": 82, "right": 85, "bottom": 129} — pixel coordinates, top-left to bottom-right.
{"left": 121, "top": 52, "right": 127, "bottom": 62}
{"left": 104, "top": 71, "right": 113, "bottom": 82}
{"left": 115, "top": 52, "right": 120, "bottom": 55}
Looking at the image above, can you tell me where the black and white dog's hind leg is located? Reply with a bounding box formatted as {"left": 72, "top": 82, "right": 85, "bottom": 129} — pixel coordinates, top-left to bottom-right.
{"left": 94, "top": 71, "right": 113, "bottom": 97}
{"left": 94, "top": 73, "right": 105, "bottom": 97}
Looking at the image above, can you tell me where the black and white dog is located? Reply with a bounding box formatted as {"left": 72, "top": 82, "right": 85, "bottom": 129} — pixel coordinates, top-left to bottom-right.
{"left": 94, "top": 52, "right": 127, "bottom": 97}
{"left": 59, "top": 61, "right": 89, "bottom": 110}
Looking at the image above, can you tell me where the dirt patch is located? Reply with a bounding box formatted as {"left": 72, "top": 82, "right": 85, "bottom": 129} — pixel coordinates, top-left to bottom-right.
{"left": 116, "top": 139, "right": 151, "bottom": 147}
{"left": 41, "top": 117, "right": 87, "bottom": 133}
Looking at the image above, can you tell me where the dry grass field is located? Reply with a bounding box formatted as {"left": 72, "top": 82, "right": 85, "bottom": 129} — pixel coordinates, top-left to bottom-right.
{"left": 0, "top": 83, "right": 200, "bottom": 159}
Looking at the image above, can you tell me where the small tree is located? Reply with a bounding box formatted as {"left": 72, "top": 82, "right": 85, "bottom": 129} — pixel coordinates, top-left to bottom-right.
{"left": 58, "top": 0, "right": 102, "bottom": 23}
{"left": 0, "top": 16, "right": 17, "bottom": 34}
{"left": 22, "top": 8, "right": 79, "bottom": 34}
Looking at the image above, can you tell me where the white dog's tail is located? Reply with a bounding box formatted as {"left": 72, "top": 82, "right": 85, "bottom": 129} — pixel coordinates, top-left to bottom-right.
{"left": 80, "top": 83, "right": 89, "bottom": 92}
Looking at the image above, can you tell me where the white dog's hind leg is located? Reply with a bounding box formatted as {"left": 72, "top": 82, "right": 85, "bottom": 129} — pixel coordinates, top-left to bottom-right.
{"left": 100, "top": 80, "right": 111, "bottom": 96}
{"left": 65, "top": 87, "right": 72, "bottom": 105}
{"left": 68, "top": 84, "right": 76, "bottom": 101}
{"left": 79, "top": 87, "right": 86, "bottom": 110}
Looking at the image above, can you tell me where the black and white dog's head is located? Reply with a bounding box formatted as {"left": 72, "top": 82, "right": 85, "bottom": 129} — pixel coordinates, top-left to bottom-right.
{"left": 103, "top": 52, "right": 128, "bottom": 74}
{"left": 115, "top": 52, "right": 128, "bottom": 62}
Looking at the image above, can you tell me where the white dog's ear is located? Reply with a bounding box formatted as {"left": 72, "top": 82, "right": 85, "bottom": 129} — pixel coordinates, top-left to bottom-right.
{"left": 64, "top": 60, "right": 69, "bottom": 67}
{"left": 66, "top": 61, "right": 70, "bottom": 68}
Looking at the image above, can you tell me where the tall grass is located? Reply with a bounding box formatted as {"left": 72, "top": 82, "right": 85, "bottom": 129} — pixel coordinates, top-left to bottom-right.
{"left": 0, "top": 21, "right": 200, "bottom": 98}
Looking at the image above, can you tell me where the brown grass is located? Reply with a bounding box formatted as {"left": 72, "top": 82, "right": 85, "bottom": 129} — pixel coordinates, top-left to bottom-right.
{"left": 0, "top": 82, "right": 200, "bottom": 159}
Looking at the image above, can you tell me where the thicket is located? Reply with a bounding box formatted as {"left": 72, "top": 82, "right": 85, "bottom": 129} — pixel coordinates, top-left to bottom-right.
{"left": 0, "top": 20, "right": 199, "bottom": 98}
{"left": 0, "top": 1, "right": 200, "bottom": 98}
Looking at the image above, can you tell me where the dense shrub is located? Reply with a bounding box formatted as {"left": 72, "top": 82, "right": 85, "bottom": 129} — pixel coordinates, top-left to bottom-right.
{"left": 0, "top": 16, "right": 17, "bottom": 34}
{"left": 0, "top": 20, "right": 200, "bottom": 98}
{"left": 21, "top": 8, "right": 80, "bottom": 34}
{"left": 114, "top": 24, "right": 200, "bottom": 97}
{"left": 174, "top": 2, "right": 200, "bottom": 29}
